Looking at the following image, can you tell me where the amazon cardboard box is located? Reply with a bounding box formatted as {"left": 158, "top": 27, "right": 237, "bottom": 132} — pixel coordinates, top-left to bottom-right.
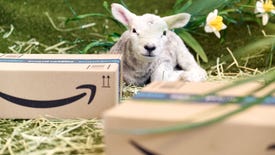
{"left": 104, "top": 81, "right": 275, "bottom": 155}
{"left": 0, "top": 53, "right": 122, "bottom": 119}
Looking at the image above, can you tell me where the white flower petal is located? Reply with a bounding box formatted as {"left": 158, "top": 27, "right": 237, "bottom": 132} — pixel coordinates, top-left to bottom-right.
{"left": 271, "top": 10, "right": 275, "bottom": 14}
{"left": 204, "top": 25, "right": 214, "bottom": 33}
{"left": 262, "top": 13, "right": 269, "bottom": 25}
{"left": 206, "top": 9, "right": 219, "bottom": 23}
{"left": 256, "top": 13, "right": 264, "bottom": 17}
{"left": 213, "top": 9, "right": 218, "bottom": 16}
{"left": 255, "top": 1, "right": 265, "bottom": 13}
{"left": 221, "top": 24, "right": 227, "bottom": 30}
{"left": 205, "top": 9, "right": 226, "bottom": 39}
{"left": 214, "top": 31, "right": 221, "bottom": 38}
{"left": 206, "top": 12, "right": 216, "bottom": 23}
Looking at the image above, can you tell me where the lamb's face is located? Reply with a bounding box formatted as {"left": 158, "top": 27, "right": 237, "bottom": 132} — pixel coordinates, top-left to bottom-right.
{"left": 129, "top": 14, "right": 168, "bottom": 61}
{"left": 111, "top": 3, "right": 191, "bottom": 61}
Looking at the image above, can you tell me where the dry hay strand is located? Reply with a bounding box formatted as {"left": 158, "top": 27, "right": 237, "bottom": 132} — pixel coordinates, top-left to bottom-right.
{"left": 0, "top": 118, "right": 104, "bottom": 155}
{"left": 208, "top": 46, "right": 265, "bottom": 81}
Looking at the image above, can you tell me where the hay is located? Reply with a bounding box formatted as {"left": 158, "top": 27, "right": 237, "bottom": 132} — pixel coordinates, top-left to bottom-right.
{"left": 122, "top": 83, "right": 142, "bottom": 100}
{"left": 0, "top": 118, "right": 104, "bottom": 155}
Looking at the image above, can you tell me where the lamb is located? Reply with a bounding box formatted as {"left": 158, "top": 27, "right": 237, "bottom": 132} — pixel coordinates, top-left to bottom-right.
{"left": 110, "top": 3, "right": 207, "bottom": 86}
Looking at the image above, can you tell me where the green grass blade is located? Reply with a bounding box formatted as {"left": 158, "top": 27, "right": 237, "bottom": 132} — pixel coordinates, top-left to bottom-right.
{"left": 205, "top": 69, "right": 275, "bottom": 96}
{"left": 176, "top": 29, "right": 208, "bottom": 62}
{"left": 65, "top": 13, "right": 125, "bottom": 30}
{"left": 266, "top": 43, "right": 274, "bottom": 69}
{"left": 179, "top": 0, "right": 231, "bottom": 15}
{"left": 120, "top": 0, "right": 128, "bottom": 8}
{"left": 173, "top": 0, "right": 185, "bottom": 9}
{"left": 174, "top": 0, "right": 193, "bottom": 14}
{"left": 103, "top": 1, "right": 112, "bottom": 16}
{"left": 65, "top": 13, "right": 108, "bottom": 24}
{"left": 233, "top": 37, "right": 275, "bottom": 59}
{"left": 119, "top": 88, "right": 274, "bottom": 135}
{"left": 209, "top": 37, "right": 275, "bottom": 66}
{"left": 116, "top": 70, "right": 275, "bottom": 135}
{"left": 191, "top": 71, "right": 275, "bottom": 104}
{"left": 64, "top": 0, "right": 77, "bottom": 16}
{"left": 81, "top": 41, "right": 114, "bottom": 54}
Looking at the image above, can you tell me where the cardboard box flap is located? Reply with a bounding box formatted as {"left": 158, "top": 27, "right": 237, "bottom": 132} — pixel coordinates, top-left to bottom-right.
{"left": 0, "top": 53, "right": 122, "bottom": 59}
{"left": 0, "top": 63, "right": 119, "bottom": 71}
{"left": 105, "top": 101, "right": 275, "bottom": 129}
{"left": 0, "top": 54, "right": 122, "bottom": 70}
{"left": 134, "top": 81, "right": 275, "bottom": 104}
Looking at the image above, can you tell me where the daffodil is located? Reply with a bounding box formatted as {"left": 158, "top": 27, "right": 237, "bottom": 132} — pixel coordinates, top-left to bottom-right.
{"left": 255, "top": 0, "right": 275, "bottom": 25}
{"left": 204, "top": 9, "right": 227, "bottom": 38}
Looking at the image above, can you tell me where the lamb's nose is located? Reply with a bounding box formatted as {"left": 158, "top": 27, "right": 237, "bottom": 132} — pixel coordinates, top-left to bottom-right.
{"left": 144, "top": 45, "right": 156, "bottom": 53}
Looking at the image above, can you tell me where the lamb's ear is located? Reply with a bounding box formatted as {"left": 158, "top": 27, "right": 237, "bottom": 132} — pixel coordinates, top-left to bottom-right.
{"left": 163, "top": 13, "right": 191, "bottom": 29}
{"left": 111, "top": 3, "right": 135, "bottom": 27}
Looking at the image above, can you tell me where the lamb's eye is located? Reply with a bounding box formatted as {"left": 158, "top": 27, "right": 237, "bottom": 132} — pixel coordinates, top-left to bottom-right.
{"left": 163, "top": 30, "right": 167, "bottom": 36}
{"left": 132, "top": 28, "right": 137, "bottom": 33}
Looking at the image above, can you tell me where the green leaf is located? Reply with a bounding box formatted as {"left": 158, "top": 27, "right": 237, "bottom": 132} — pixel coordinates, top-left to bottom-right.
{"left": 176, "top": 29, "right": 208, "bottom": 62}
{"left": 176, "top": 0, "right": 231, "bottom": 16}
{"left": 235, "top": 37, "right": 275, "bottom": 57}
{"left": 207, "top": 69, "right": 275, "bottom": 95}
{"left": 212, "top": 37, "right": 275, "bottom": 65}
{"left": 107, "top": 33, "right": 121, "bottom": 42}
{"left": 120, "top": 0, "right": 128, "bottom": 8}
{"left": 174, "top": 0, "right": 185, "bottom": 9}
{"left": 266, "top": 44, "right": 274, "bottom": 69}
{"left": 64, "top": 0, "right": 77, "bottom": 16}
{"left": 103, "top": 1, "right": 112, "bottom": 15}
{"left": 174, "top": 0, "right": 193, "bottom": 13}
{"left": 65, "top": 13, "right": 108, "bottom": 24}
{"left": 81, "top": 41, "right": 114, "bottom": 54}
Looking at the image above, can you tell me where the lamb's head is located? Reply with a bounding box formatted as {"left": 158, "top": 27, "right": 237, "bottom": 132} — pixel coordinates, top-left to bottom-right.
{"left": 111, "top": 3, "right": 191, "bottom": 61}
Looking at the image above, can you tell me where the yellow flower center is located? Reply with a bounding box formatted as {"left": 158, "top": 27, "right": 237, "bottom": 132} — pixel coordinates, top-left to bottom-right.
{"left": 209, "top": 16, "right": 224, "bottom": 31}
{"left": 263, "top": 0, "right": 275, "bottom": 12}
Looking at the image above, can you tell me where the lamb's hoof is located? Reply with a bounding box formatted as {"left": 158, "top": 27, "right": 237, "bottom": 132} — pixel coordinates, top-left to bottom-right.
{"left": 180, "top": 69, "right": 207, "bottom": 82}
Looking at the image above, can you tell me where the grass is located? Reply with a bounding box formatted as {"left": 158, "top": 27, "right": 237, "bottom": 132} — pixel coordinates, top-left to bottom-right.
{"left": 0, "top": 0, "right": 175, "bottom": 54}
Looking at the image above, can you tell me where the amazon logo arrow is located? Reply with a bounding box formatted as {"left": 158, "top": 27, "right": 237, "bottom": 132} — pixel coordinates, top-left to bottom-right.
{"left": 130, "top": 140, "right": 160, "bottom": 155}
{"left": 131, "top": 140, "right": 275, "bottom": 154}
{"left": 0, "top": 84, "right": 96, "bottom": 108}
{"left": 267, "top": 143, "right": 275, "bottom": 151}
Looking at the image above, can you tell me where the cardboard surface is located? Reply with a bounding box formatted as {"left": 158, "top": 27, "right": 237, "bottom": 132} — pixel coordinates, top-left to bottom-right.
{"left": 104, "top": 81, "right": 275, "bottom": 155}
{"left": 0, "top": 54, "right": 122, "bottom": 119}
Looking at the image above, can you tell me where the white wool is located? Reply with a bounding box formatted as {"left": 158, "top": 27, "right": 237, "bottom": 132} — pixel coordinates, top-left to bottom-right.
{"left": 110, "top": 3, "right": 207, "bottom": 86}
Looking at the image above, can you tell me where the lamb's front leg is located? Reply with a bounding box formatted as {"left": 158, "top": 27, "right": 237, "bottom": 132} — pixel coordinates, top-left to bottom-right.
{"left": 151, "top": 63, "right": 184, "bottom": 82}
{"left": 176, "top": 47, "right": 207, "bottom": 82}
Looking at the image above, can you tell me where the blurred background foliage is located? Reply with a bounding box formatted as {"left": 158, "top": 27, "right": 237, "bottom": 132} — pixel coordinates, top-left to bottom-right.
{"left": 0, "top": 0, "right": 274, "bottom": 72}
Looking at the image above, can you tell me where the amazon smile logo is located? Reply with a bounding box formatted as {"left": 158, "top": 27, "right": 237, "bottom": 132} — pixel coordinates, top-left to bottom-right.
{"left": 130, "top": 140, "right": 160, "bottom": 155}
{"left": 130, "top": 140, "right": 275, "bottom": 155}
{"left": 0, "top": 84, "right": 96, "bottom": 108}
{"left": 267, "top": 143, "right": 275, "bottom": 151}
